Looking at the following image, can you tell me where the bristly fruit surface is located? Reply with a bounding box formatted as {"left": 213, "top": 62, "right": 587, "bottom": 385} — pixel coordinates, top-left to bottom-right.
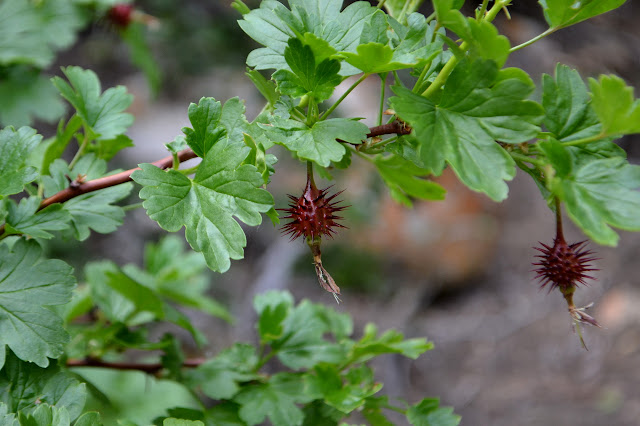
{"left": 280, "top": 174, "right": 347, "bottom": 241}
{"left": 533, "top": 237, "right": 598, "bottom": 293}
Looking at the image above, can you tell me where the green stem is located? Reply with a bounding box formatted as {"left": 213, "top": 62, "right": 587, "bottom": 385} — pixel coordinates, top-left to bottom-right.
{"left": 352, "top": 147, "right": 376, "bottom": 163}
{"left": 172, "top": 152, "right": 180, "bottom": 170}
{"left": 424, "top": 11, "right": 436, "bottom": 24}
{"left": 291, "top": 107, "right": 307, "bottom": 121}
{"left": 253, "top": 349, "right": 277, "bottom": 372}
{"left": 422, "top": 0, "right": 507, "bottom": 98}
{"left": 510, "top": 151, "right": 544, "bottom": 167}
{"left": 378, "top": 74, "right": 387, "bottom": 126}
{"left": 177, "top": 165, "right": 199, "bottom": 175}
{"left": 412, "top": 61, "right": 433, "bottom": 93}
{"left": 510, "top": 27, "right": 558, "bottom": 52}
{"left": 122, "top": 202, "right": 144, "bottom": 211}
{"left": 478, "top": 0, "right": 489, "bottom": 19}
{"left": 69, "top": 130, "right": 90, "bottom": 169}
{"left": 561, "top": 133, "right": 606, "bottom": 146}
{"left": 421, "top": 43, "right": 465, "bottom": 97}
{"left": 376, "top": 0, "right": 386, "bottom": 9}
{"left": 320, "top": 74, "right": 368, "bottom": 120}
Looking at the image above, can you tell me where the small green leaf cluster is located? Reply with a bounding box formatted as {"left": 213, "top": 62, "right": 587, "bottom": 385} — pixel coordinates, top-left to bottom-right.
{"left": 170, "top": 290, "right": 449, "bottom": 426}
{"left": 0, "top": 0, "right": 159, "bottom": 127}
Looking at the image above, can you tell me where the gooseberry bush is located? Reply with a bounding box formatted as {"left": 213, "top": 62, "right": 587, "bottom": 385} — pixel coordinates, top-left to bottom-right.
{"left": 0, "top": 0, "right": 637, "bottom": 424}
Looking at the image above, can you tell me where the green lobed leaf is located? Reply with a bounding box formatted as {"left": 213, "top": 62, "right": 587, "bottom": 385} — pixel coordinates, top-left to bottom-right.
{"left": 0, "top": 0, "right": 86, "bottom": 68}
{"left": 433, "top": 0, "right": 468, "bottom": 38}
{"left": 141, "top": 236, "right": 231, "bottom": 322}
{"left": 85, "top": 261, "right": 146, "bottom": 326}
{"left": 0, "top": 239, "right": 75, "bottom": 367}
{"left": 253, "top": 291, "right": 348, "bottom": 369}
{"left": 406, "top": 398, "right": 460, "bottom": 426}
{"left": 373, "top": 154, "right": 446, "bottom": 207}
{"left": 0, "top": 126, "right": 41, "bottom": 197}
{"left": 390, "top": 59, "right": 544, "bottom": 201}
{"left": 186, "top": 343, "right": 259, "bottom": 400}
{"left": 542, "top": 64, "right": 602, "bottom": 141}
{"left": 273, "top": 38, "right": 342, "bottom": 102}
{"left": 552, "top": 157, "right": 640, "bottom": 246}
{"left": 239, "top": 0, "right": 376, "bottom": 75}
{"left": 4, "top": 197, "right": 71, "bottom": 239}
{"left": 42, "top": 155, "right": 132, "bottom": 241}
{"left": 465, "top": 19, "right": 510, "bottom": 68}
{"left": 233, "top": 372, "right": 313, "bottom": 426}
{"left": 84, "top": 260, "right": 208, "bottom": 345}
{"left": 132, "top": 139, "right": 274, "bottom": 272}
{"left": 262, "top": 116, "right": 369, "bottom": 167}
{"left": 0, "top": 68, "right": 65, "bottom": 127}
{"left": 305, "top": 364, "right": 382, "bottom": 414}
{"left": 342, "top": 13, "right": 442, "bottom": 74}
{"left": 18, "top": 404, "right": 71, "bottom": 426}
{"left": 588, "top": 74, "right": 640, "bottom": 137}
{"left": 539, "top": 0, "right": 626, "bottom": 30}
{"left": 347, "top": 323, "right": 433, "bottom": 365}
{"left": 275, "top": 301, "right": 347, "bottom": 369}
{"left": 51, "top": 66, "right": 134, "bottom": 141}
{"left": 182, "top": 97, "right": 250, "bottom": 158}
{"left": 0, "top": 352, "right": 86, "bottom": 420}
{"left": 166, "top": 135, "right": 189, "bottom": 155}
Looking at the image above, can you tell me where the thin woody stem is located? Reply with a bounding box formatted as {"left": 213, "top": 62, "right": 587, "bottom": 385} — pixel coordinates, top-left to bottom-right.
{"left": 66, "top": 357, "right": 205, "bottom": 373}
{"left": 0, "top": 123, "right": 409, "bottom": 237}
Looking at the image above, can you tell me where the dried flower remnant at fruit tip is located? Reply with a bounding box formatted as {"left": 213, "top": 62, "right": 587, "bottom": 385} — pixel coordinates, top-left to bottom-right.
{"left": 279, "top": 165, "right": 346, "bottom": 303}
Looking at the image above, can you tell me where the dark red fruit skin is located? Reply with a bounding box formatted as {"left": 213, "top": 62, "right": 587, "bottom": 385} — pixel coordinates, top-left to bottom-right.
{"left": 533, "top": 237, "right": 598, "bottom": 293}
{"left": 109, "top": 4, "right": 134, "bottom": 27}
{"left": 280, "top": 175, "right": 347, "bottom": 242}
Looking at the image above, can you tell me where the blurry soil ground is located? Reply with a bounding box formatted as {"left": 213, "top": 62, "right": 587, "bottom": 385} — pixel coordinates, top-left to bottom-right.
{"left": 53, "top": 1, "right": 640, "bottom": 425}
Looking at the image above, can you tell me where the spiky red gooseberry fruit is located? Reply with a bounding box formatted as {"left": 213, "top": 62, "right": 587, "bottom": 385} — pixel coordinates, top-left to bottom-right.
{"left": 280, "top": 174, "right": 347, "bottom": 241}
{"left": 533, "top": 237, "right": 598, "bottom": 293}
{"left": 108, "top": 4, "right": 135, "bottom": 27}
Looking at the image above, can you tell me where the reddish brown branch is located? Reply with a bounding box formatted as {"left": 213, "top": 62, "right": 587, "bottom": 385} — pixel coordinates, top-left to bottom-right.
{"left": 366, "top": 121, "right": 411, "bottom": 138}
{"left": 39, "top": 148, "right": 198, "bottom": 210}
{"left": 66, "top": 357, "right": 205, "bottom": 374}
{"left": 0, "top": 123, "right": 409, "bottom": 237}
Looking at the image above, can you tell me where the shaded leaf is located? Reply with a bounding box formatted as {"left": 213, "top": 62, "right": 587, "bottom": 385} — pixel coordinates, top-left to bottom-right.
{"left": 42, "top": 155, "right": 132, "bottom": 241}
{"left": 52, "top": 67, "right": 133, "bottom": 140}
{"left": 589, "top": 74, "right": 640, "bottom": 137}
{"left": 0, "top": 126, "right": 41, "bottom": 197}
{"left": 0, "top": 239, "right": 75, "bottom": 367}
{"left": 539, "top": 0, "right": 626, "bottom": 30}
{"left": 4, "top": 197, "right": 71, "bottom": 239}
{"left": 373, "top": 154, "right": 445, "bottom": 207}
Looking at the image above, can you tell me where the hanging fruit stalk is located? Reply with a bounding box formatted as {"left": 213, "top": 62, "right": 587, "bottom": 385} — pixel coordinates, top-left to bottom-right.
{"left": 280, "top": 162, "right": 346, "bottom": 303}
{"left": 533, "top": 198, "right": 600, "bottom": 348}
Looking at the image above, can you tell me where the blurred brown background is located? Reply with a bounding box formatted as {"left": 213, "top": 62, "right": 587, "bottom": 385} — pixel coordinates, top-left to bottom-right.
{"left": 46, "top": 1, "right": 640, "bottom": 425}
